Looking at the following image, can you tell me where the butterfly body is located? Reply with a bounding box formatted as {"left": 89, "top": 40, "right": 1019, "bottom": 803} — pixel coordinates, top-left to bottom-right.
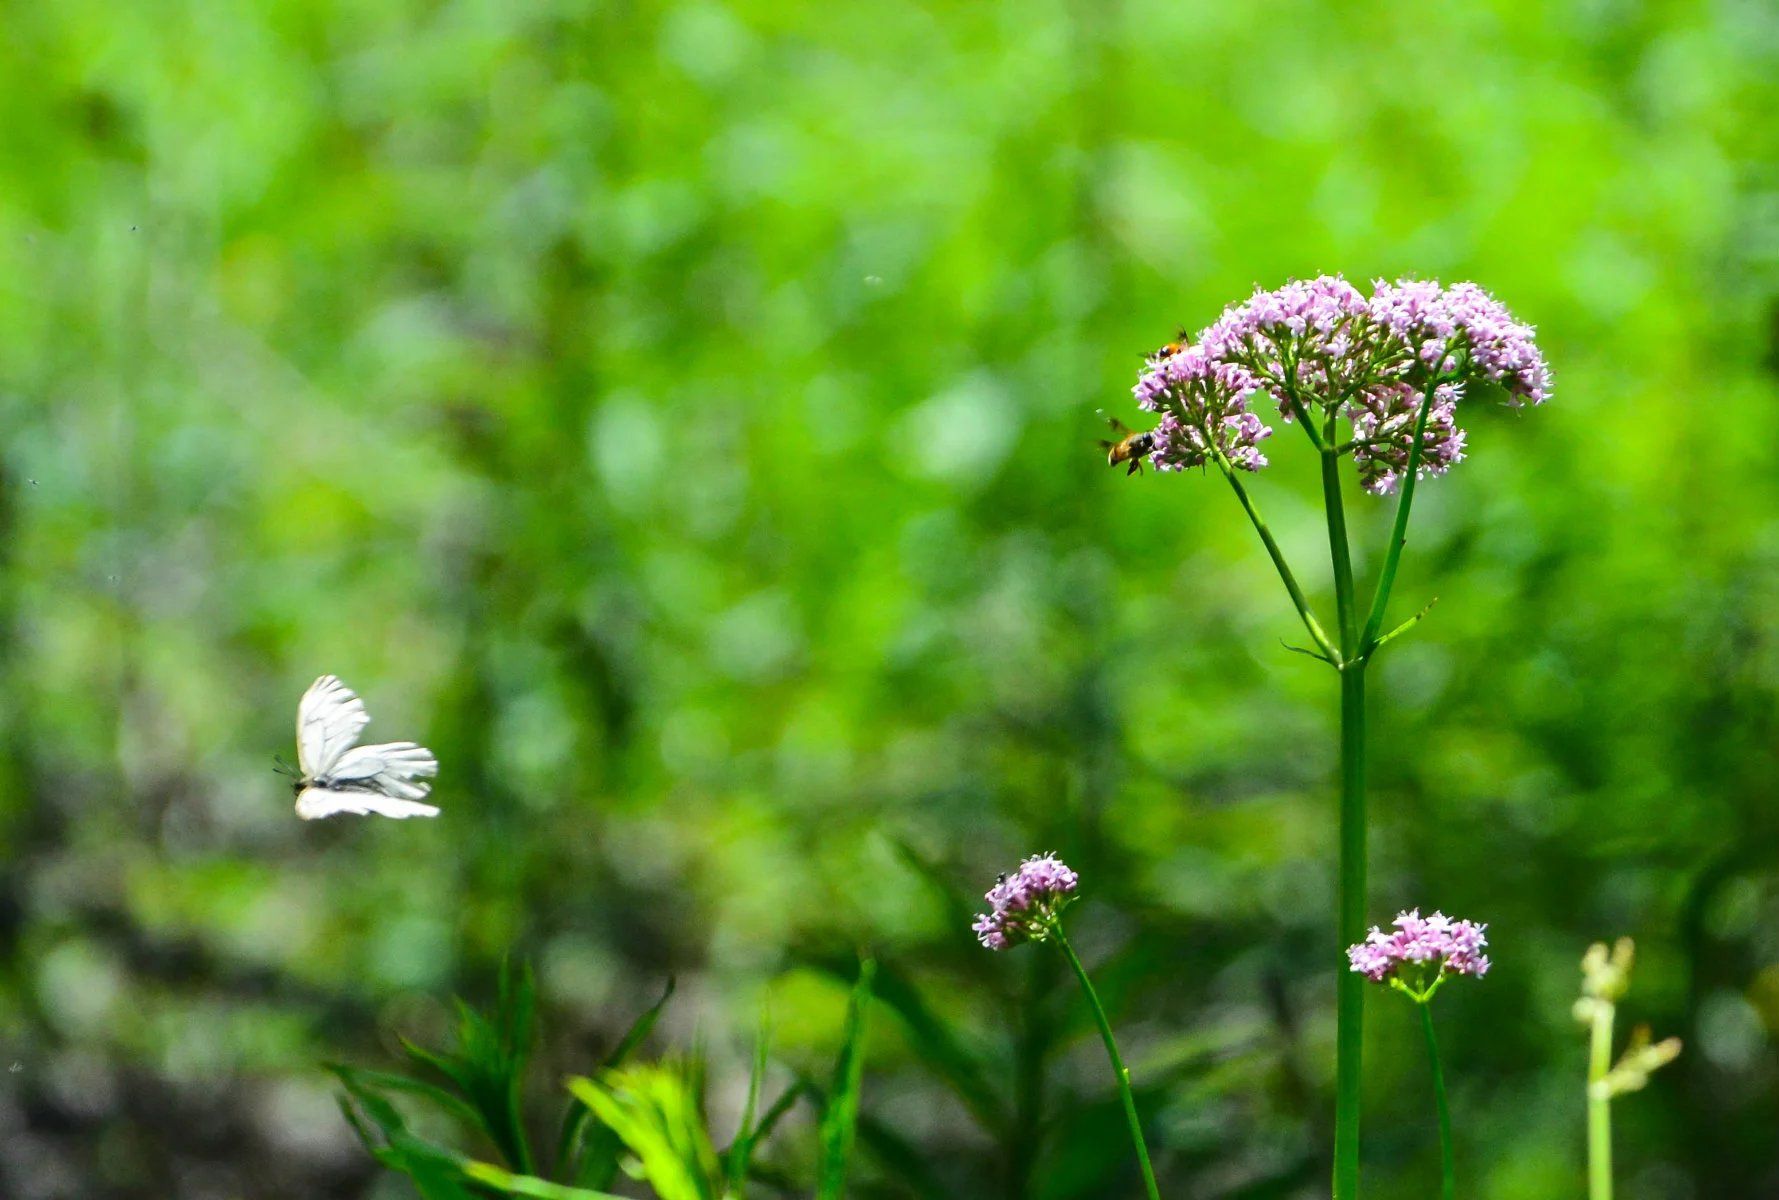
{"left": 293, "top": 674, "right": 440, "bottom": 819}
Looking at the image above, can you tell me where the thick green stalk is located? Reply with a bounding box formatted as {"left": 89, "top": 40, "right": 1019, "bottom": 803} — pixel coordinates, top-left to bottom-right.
{"left": 1324, "top": 440, "right": 1367, "bottom": 1200}
{"left": 1321, "top": 443, "right": 1360, "bottom": 648}
{"left": 1419, "top": 1003, "right": 1455, "bottom": 1200}
{"left": 1587, "top": 1001, "right": 1615, "bottom": 1200}
{"left": 1054, "top": 929, "right": 1162, "bottom": 1200}
{"left": 1334, "top": 663, "right": 1366, "bottom": 1199}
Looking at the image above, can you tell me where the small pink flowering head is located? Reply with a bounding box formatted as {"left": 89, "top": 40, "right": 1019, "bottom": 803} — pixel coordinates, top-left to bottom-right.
{"left": 1348, "top": 381, "right": 1467, "bottom": 495}
{"left": 973, "top": 854, "right": 1080, "bottom": 951}
{"left": 1134, "top": 345, "right": 1273, "bottom": 474}
{"left": 1346, "top": 909, "right": 1491, "bottom": 1001}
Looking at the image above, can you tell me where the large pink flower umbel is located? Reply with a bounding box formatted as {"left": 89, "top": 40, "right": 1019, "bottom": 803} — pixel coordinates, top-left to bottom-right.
{"left": 1133, "top": 275, "right": 1551, "bottom": 493}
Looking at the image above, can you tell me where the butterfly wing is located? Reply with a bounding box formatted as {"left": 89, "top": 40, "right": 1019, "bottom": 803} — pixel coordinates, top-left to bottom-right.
{"left": 329, "top": 741, "right": 440, "bottom": 801}
{"left": 293, "top": 676, "right": 440, "bottom": 820}
{"left": 296, "top": 675, "right": 370, "bottom": 779}
{"left": 296, "top": 786, "right": 440, "bottom": 821}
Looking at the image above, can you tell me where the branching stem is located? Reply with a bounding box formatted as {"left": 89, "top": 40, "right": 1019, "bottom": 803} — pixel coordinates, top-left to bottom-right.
{"left": 1360, "top": 370, "right": 1445, "bottom": 654}
{"left": 1215, "top": 456, "right": 1340, "bottom": 664}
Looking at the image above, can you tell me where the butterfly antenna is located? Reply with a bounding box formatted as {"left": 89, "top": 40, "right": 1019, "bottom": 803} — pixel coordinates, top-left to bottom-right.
{"left": 272, "top": 754, "right": 299, "bottom": 779}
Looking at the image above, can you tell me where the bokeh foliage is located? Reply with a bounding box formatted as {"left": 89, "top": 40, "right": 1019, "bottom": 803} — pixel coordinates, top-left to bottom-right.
{"left": 2, "top": 0, "right": 1778, "bottom": 1196}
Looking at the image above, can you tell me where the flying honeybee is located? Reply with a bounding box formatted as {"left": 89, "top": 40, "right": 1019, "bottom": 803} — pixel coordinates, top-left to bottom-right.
{"left": 1098, "top": 411, "right": 1157, "bottom": 476}
{"left": 1146, "top": 326, "right": 1190, "bottom": 362}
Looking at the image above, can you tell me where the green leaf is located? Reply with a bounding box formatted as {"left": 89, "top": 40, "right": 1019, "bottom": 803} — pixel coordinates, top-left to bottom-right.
{"left": 382, "top": 1134, "right": 485, "bottom": 1200}
{"left": 460, "top": 1158, "right": 630, "bottom": 1200}
{"left": 330, "top": 1064, "right": 414, "bottom": 1140}
{"left": 328, "top": 1063, "right": 486, "bottom": 1131}
{"left": 401, "top": 1036, "right": 477, "bottom": 1098}
{"left": 335, "top": 1093, "right": 383, "bottom": 1156}
{"left": 376, "top": 1130, "right": 626, "bottom": 1200}
{"left": 325, "top": 1086, "right": 484, "bottom": 1200}
{"left": 817, "top": 957, "right": 876, "bottom": 1200}
{"left": 399, "top": 958, "right": 540, "bottom": 1175}
{"left": 557, "top": 976, "right": 677, "bottom": 1185}
{"left": 799, "top": 1075, "right": 949, "bottom": 1200}
{"left": 566, "top": 1063, "right": 723, "bottom": 1200}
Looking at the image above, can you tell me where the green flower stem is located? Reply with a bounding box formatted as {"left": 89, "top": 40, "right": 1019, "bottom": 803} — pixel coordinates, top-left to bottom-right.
{"left": 1321, "top": 440, "right": 1359, "bottom": 647}
{"left": 1418, "top": 1003, "right": 1455, "bottom": 1200}
{"left": 1215, "top": 457, "right": 1340, "bottom": 663}
{"left": 1053, "top": 928, "right": 1162, "bottom": 1200}
{"left": 1359, "top": 373, "right": 1442, "bottom": 654}
{"left": 1334, "top": 661, "right": 1367, "bottom": 1200}
{"left": 1587, "top": 998, "right": 1615, "bottom": 1200}
{"left": 1324, "top": 435, "right": 1367, "bottom": 1200}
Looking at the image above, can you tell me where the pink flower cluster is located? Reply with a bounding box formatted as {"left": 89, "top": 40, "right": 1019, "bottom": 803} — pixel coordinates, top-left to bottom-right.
{"left": 1369, "top": 279, "right": 1552, "bottom": 405}
{"left": 1197, "top": 274, "right": 1373, "bottom": 405}
{"left": 1347, "top": 381, "right": 1467, "bottom": 495}
{"left": 1135, "top": 345, "right": 1272, "bottom": 473}
{"left": 1347, "top": 909, "right": 1491, "bottom": 984}
{"left": 973, "top": 854, "right": 1080, "bottom": 951}
{"left": 1131, "top": 275, "right": 1551, "bottom": 493}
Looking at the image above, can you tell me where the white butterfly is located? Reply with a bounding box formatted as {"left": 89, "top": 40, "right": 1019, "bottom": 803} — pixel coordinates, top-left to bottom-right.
{"left": 291, "top": 675, "right": 440, "bottom": 820}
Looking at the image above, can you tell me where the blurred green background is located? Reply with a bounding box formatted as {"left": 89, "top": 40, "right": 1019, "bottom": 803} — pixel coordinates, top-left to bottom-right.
{"left": 3, "top": 0, "right": 1778, "bottom": 1196}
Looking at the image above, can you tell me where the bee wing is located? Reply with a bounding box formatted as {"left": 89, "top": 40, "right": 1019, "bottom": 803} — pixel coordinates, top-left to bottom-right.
{"left": 296, "top": 786, "right": 440, "bottom": 821}
{"left": 296, "top": 675, "right": 370, "bottom": 779}
{"left": 330, "top": 741, "right": 439, "bottom": 801}
{"left": 1096, "top": 409, "right": 1135, "bottom": 437}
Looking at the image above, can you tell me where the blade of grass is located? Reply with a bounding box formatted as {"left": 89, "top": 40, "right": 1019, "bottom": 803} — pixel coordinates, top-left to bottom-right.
{"left": 747, "top": 1081, "right": 806, "bottom": 1145}
{"left": 800, "top": 1075, "right": 949, "bottom": 1200}
{"left": 817, "top": 957, "right": 876, "bottom": 1200}
{"left": 383, "top": 1135, "right": 487, "bottom": 1200}
{"left": 336, "top": 1093, "right": 384, "bottom": 1156}
{"left": 378, "top": 1128, "right": 625, "bottom": 1200}
{"left": 723, "top": 1003, "right": 772, "bottom": 1195}
{"left": 558, "top": 976, "right": 678, "bottom": 1184}
{"left": 330, "top": 1065, "right": 416, "bottom": 1140}
{"left": 327, "top": 1063, "right": 486, "bottom": 1130}
{"left": 567, "top": 1065, "right": 724, "bottom": 1200}
{"left": 461, "top": 1157, "right": 630, "bottom": 1200}
{"left": 327, "top": 1078, "right": 483, "bottom": 1200}
{"left": 496, "top": 959, "right": 539, "bottom": 1175}
{"left": 809, "top": 954, "right": 1006, "bottom": 1136}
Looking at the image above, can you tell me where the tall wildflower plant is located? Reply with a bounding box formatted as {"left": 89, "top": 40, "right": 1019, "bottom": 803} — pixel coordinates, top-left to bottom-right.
{"left": 976, "top": 855, "right": 1162, "bottom": 1200}
{"left": 1117, "top": 276, "right": 1551, "bottom": 1197}
{"left": 1349, "top": 909, "right": 1492, "bottom": 1199}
